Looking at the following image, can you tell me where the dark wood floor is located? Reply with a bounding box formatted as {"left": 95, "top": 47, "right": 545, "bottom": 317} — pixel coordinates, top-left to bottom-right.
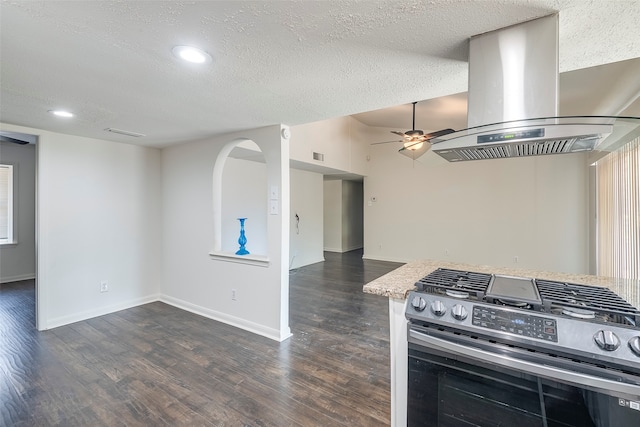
{"left": 0, "top": 251, "right": 401, "bottom": 426}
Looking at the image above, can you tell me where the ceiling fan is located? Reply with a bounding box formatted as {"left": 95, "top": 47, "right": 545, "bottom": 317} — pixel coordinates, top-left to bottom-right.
{"left": 372, "top": 101, "right": 455, "bottom": 160}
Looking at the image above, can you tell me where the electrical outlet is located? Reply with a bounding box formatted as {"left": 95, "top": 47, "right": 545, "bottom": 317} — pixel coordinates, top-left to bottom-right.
{"left": 514, "top": 256, "right": 519, "bottom": 263}
{"left": 231, "top": 289, "right": 237, "bottom": 301}
{"left": 100, "top": 281, "right": 108, "bottom": 293}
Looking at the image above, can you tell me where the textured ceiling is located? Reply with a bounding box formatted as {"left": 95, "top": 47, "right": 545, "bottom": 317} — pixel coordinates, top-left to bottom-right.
{"left": 1, "top": 1, "right": 640, "bottom": 148}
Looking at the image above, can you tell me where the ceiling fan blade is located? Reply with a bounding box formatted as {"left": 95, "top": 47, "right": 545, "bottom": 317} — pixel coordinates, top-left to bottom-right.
{"left": 371, "top": 139, "right": 403, "bottom": 145}
{"left": 425, "top": 128, "right": 456, "bottom": 139}
{"left": 395, "top": 128, "right": 456, "bottom": 151}
{"left": 399, "top": 140, "right": 432, "bottom": 152}
{"left": 390, "top": 130, "right": 406, "bottom": 137}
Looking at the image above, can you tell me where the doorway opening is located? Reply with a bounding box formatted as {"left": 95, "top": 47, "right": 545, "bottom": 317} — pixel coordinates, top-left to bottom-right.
{"left": 0, "top": 131, "right": 38, "bottom": 328}
{"left": 323, "top": 178, "right": 364, "bottom": 254}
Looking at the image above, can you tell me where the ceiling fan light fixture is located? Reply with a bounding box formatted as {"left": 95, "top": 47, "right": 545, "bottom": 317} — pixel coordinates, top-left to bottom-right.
{"left": 404, "top": 141, "right": 424, "bottom": 150}
{"left": 399, "top": 141, "right": 431, "bottom": 160}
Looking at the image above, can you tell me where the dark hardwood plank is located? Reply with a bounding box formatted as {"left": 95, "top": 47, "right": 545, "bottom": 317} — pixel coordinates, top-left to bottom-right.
{"left": 0, "top": 251, "right": 402, "bottom": 426}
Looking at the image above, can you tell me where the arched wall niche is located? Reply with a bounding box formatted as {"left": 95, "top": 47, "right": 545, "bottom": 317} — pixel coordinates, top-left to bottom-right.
{"left": 211, "top": 138, "right": 270, "bottom": 266}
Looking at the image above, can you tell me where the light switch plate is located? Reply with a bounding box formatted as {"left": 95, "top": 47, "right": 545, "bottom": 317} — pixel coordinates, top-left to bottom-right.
{"left": 270, "top": 185, "right": 279, "bottom": 200}
{"left": 269, "top": 200, "right": 279, "bottom": 215}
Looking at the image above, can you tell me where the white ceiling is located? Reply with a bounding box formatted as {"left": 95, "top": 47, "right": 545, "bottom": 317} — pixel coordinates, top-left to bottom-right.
{"left": 1, "top": 1, "right": 640, "bottom": 148}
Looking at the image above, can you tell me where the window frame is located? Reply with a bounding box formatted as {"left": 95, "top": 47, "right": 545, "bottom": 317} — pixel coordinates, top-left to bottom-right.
{"left": 0, "top": 163, "right": 15, "bottom": 245}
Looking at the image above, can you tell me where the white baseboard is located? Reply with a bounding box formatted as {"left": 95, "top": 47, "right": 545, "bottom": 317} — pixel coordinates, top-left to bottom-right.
{"left": 323, "top": 247, "right": 343, "bottom": 253}
{"left": 40, "top": 292, "right": 293, "bottom": 343}
{"left": 45, "top": 294, "right": 161, "bottom": 330}
{"left": 324, "top": 246, "right": 364, "bottom": 254}
{"left": 362, "top": 253, "right": 409, "bottom": 264}
{"left": 159, "top": 295, "right": 292, "bottom": 342}
{"left": 289, "top": 256, "right": 325, "bottom": 270}
{"left": 1, "top": 273, "right": 36, "bottom": 284}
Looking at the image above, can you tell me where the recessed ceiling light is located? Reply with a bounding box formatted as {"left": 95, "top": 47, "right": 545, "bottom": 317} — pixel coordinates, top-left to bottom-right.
{"left": 172, "top": 45, "right": 213, "bottom": 64}
{"left": 48, "top": 109, "right": 74, "bottom": 118}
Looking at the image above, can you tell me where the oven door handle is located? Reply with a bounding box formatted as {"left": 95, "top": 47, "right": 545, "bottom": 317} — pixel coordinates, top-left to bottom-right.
{"left": 409, "top": 329, "right": 640, "bottom": 398}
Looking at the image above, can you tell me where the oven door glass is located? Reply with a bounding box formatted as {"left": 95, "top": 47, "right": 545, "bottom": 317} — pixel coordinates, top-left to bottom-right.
{"left": 408, "top": 327, "right": 640, "bottom": 427}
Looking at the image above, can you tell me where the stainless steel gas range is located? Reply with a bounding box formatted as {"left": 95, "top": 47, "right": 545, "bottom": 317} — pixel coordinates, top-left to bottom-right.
{"left": 405, "top": 268, "right": 640, "bottom": 427}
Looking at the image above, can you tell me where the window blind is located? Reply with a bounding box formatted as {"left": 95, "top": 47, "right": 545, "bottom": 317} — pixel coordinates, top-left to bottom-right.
{"left": 596, "top": 137, "right": 640, "bottom": 279}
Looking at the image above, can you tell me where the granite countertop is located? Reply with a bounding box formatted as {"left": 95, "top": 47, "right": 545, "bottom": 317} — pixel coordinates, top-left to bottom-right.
{"left": 363, "top": 259, "right": 640, "bottom": 309}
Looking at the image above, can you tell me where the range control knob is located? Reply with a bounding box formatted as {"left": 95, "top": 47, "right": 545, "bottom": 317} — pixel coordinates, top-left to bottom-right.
{"left": 411, "top": 296, "right": 427, "bottom": 312}
{"left": 451, "top": 304, "right": 468, "bottom": 321}
{"left": 430, "top": 300, "right": 447, "bottom": 317}
{"left": 593, "top": 330, "right": 620, "bottom": 351}
{"left": 629, "top": 337, "right": 640, "bottom": 357}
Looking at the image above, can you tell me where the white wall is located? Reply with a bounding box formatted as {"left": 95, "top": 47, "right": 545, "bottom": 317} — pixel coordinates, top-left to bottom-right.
{"left": 362, "top": 124, "right": 589, "bottom": 274}
{"left": 161, "top": 125, "right": 291, "bottom": 341}
{"left": 291, "top": 116, "right": 368, "bottom": 176}
{"left": 0, "top": 141, "right": 36, "bottom": 283}
{"left": 1, "top": 122, "right": 162, "bottom": 329}
{"left": 289, "top": 168, "right": 324, "bottom": 269}
{"left": 323, "top": 180, "right": 342, "bottom": 252}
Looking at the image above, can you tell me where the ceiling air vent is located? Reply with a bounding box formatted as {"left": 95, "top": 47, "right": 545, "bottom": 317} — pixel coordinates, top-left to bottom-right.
{"left": 105, "top": 128, "right": 146, "bottom": 138}
{"left": 313, "top": 152, "right": 324, "bottom": 161}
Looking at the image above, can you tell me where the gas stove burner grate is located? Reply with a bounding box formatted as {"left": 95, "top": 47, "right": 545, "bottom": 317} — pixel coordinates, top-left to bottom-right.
{"left": 416, "top": 268, "right": 492, "bottom": 299}
{"left": 536, "top": 279, "right": 640, "bottom": 320}
{"left": 414, "top": 269, "right": 640, "bottom": 326}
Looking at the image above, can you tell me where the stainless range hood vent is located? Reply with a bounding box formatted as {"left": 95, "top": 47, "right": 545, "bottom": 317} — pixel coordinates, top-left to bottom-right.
{"left": 438, "top": 136, "right": 594, "bottom": 162}
{"left": 433, "top": 118, "right": 614, "bottom": 162}
{"left": 430, "top": 14, "right": 636, "bottom": 162}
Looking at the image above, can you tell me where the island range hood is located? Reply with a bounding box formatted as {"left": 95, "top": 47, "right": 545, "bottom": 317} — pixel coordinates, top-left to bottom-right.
{"left": 430, "top": 14, "right": 640, "bottom": 162}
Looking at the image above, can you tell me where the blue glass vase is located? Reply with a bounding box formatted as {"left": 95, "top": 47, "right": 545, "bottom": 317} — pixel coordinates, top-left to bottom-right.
{"left": 235, "top": 218, "right": 250, "bottom": 255}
